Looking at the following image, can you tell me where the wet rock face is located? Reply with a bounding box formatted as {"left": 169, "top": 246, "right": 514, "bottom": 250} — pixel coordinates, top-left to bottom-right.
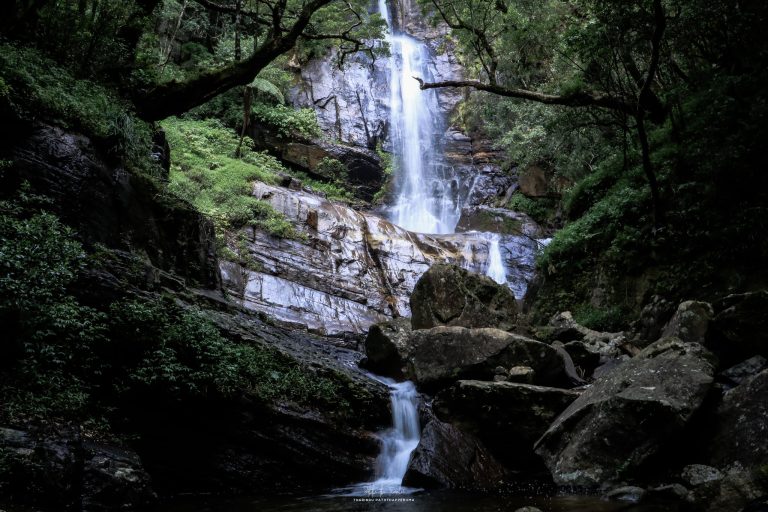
{"left": 403, "top": 414, "right": 508, "bottom": 490}
{"left": 405, "top": 327, "right": 569, "bottom": 390}
{"left": 220, "top": 183, "right": 541, "bottom": 336}
{"left": 535, "top": 337, "right": 717, "bottom": 487}
{"left": 433, "top": 380, "right": 580, "bottom": 471}
{"left": 290, "top": 4, "right": 513, "bottom": 213}
{"left": 410, "top": 264, "right": 518, "bottom": 331}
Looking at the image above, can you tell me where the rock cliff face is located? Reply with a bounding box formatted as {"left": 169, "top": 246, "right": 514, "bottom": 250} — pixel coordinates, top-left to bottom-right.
{"left": 220, "top": 183, "right": 543, "bottom": 336}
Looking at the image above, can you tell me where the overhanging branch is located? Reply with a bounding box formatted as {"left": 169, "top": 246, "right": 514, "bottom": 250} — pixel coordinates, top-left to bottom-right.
{"left": 412, "top": 77, "right": 638, "bottom": 117}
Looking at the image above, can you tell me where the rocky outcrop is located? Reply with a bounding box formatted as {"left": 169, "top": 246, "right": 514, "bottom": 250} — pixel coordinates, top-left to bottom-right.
{"left": 405, "top": 327, "right": 569, "bottom": 390}
{"left": 403, "top": 414, "right": 507, "bottom": 490}
{"left": 535, "top": 337, "right": 717, "bottom": 487}
{"left": 250, "top": 125, "right": 385, "bottom": 202}
{"left": 220, "top": 183, "right": 543, "bottom": 336}
{"left": 434, "top": 380, "right": 580, "bottom": 470}
{"left": 1, "top": 122, "right": 220, "bottom": 290}
{"left": 0, "top": 427, "right": 156, "bottom": 511}
{"left": 410, "top": 264, "right": 518, "bottom": 331}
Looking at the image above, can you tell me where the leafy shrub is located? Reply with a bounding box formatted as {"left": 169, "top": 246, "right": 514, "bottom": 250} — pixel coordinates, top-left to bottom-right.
{"left": 0, "top": 43, "right": 152, "bottom": 165}
{"left": 251, "top": 102, "right": 322, "bottom": 139}
{"left": 506, "top": 192, "right": 557, "bottom": 226}
{"left": 573, "top": 305, "right": 626, "bottom": 332}
{"left": 162, "top": 117, "right": 303, "bottom": 240}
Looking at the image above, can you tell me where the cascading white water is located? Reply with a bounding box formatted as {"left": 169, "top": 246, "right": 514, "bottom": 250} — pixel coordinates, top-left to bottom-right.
{"left": 485, "top": 234, "right": 508, "bottom": 285}
{"left": 371, "top": 379, "right": 420, "bottom": 488}
{"left": 335, "top": 376, "right": 420, "bottom": 496}
{"left": 379, "top": 0, "right": 459, "bottom": 234}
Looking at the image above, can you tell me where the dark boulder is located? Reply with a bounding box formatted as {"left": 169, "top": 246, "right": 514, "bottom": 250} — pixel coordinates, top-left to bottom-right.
{"left": 707, "top": 368, "right": 768, "bottom": 471}
{"left": 405, "top": 327, "right": 570, "bottom": 390}
{"left": 434, "top": 380, "right": 580, "bottom": 470}
{"left": 81, "top": 443, "right": 156, "bottom": 512}
{"left": 410, "top": 264, "right": 518, "bottom": 331}
{"left": 403, "top": 415, "right": 507, "bottom": 490}
{"left": 535, "top": 337, "right": 717, "bottom": 487}
{"left": 711, "top": 291, "right": 768, "bottom": 362}
{"left": 718, "top": 355, "right": 768, "bottom": 387}
{"left": 362, "top": 317, "right": 413, "bottom": 378}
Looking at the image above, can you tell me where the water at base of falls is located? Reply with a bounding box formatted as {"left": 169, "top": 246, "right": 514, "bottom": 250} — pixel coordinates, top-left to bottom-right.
{"left": 333, "top": 377, "right": 421, "bottom": 497}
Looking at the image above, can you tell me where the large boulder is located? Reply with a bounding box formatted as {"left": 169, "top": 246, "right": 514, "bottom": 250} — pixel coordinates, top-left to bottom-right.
{"left": 661, "top": 300, "right": 714, "bottom": 344}
{"left": 362, "top": 318, "right": 413, "bottom": 378}
{"left": 410, "top": 264, "right": 518, "bottom": 331}
{"left": 707, "top": 368, "right": 768, "bottom": 471}
{"left": 405, "top": 327, "right": 571, "bottom": 390}
{"left": 711, "top": 291, "right": 768, "bottom": 362}
{"left": 434, "top": 380, "right": 580, "bottom": 470}
{"left": 535, "top": 338, "right": 717, "bottom": 487}
{"left": 403, "top": 416, "right": 507, "bottom": 490}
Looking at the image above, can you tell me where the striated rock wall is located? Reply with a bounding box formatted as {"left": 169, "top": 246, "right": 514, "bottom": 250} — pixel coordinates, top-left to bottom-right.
{"left": 220, "top": 183, "right": 543, "bottom": 336}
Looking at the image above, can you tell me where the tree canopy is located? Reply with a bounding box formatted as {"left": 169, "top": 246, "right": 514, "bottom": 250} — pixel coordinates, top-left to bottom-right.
{"left": 2, "top": 0, "right": 384, "bottom": 120}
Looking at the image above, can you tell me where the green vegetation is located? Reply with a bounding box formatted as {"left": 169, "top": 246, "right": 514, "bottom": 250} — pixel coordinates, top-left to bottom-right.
{"left": 163, "top": 117, "right": 303, "bottom": 240}
{"left": 0, "top": 43, "right": 153, "bottom": 169}
{"left": 424, "top": 0, "right": 768, "bottom": 325}
{"left": 0, "top": 195, "right": 346, "bottom": 428}
{"left": 251, "top": 103, "right": 322, "bottom": 139}
{"left": 505, "top": 193, "right": 557, "bottom": 227}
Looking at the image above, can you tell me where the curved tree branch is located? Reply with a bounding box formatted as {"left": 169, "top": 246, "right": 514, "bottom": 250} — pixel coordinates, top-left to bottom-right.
{"left": 132, "top": 0, "right": 332, "bottom": 120}
{"left": 413, "top": 77, "right": 639, "bottom": 117}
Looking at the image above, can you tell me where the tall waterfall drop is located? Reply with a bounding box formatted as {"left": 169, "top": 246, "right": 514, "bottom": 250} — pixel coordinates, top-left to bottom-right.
{"left": 379, "top": 0, "right": 459, "bottom": 234}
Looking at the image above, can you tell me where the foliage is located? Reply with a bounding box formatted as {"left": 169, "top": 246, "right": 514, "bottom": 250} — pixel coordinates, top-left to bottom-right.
{"left": 0, "top": 43, "right": 153, "bottom": 166}
{"left": 162, "top": 117, "right": 303, "bottom": 240}
{"left": 0, "top": 194, "right": 345, "bottom": 426}
{"left": 506, "top": 193, "right": 557, "bottom": 227}
{"left": 251, "top": 102, "right": 322, "bottom": 139}
{"left": 0, "top": 193, "right": 106, "bottom": 423}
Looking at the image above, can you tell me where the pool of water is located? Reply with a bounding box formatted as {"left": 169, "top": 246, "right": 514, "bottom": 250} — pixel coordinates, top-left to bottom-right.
{"left": 156, "top": 489, "right": 679, "bottom": 512}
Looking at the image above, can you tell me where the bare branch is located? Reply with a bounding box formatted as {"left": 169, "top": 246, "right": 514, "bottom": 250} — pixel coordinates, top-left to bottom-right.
{"left": 412, "top": 77, "right": 638, "bottom": 116}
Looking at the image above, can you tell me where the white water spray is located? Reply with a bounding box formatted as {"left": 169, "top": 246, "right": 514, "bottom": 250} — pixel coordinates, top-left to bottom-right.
{"left": 336, "top": 376, "right": 420, "bottom": 496}
{"left": 372, "top": 379, "right": 420, "bottom": 488}
{"left": 485, "top": 234, "right": 508, "bottom": 285}
{"left": 379, "top": 0, "right": 459, "bottom": 234}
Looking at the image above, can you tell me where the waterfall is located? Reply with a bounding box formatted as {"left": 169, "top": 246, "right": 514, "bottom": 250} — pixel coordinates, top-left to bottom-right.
{"left": 335, "top": 376, "right": 420, "bottom": 496}
{"left": 486, "top": 234, "right": 508, "bottom": 285}
{"left": 371, "top": 379, "right": 420, "bottom": 488}
{"left": 379, "top": 0, "right": 459, "bottom": 235}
